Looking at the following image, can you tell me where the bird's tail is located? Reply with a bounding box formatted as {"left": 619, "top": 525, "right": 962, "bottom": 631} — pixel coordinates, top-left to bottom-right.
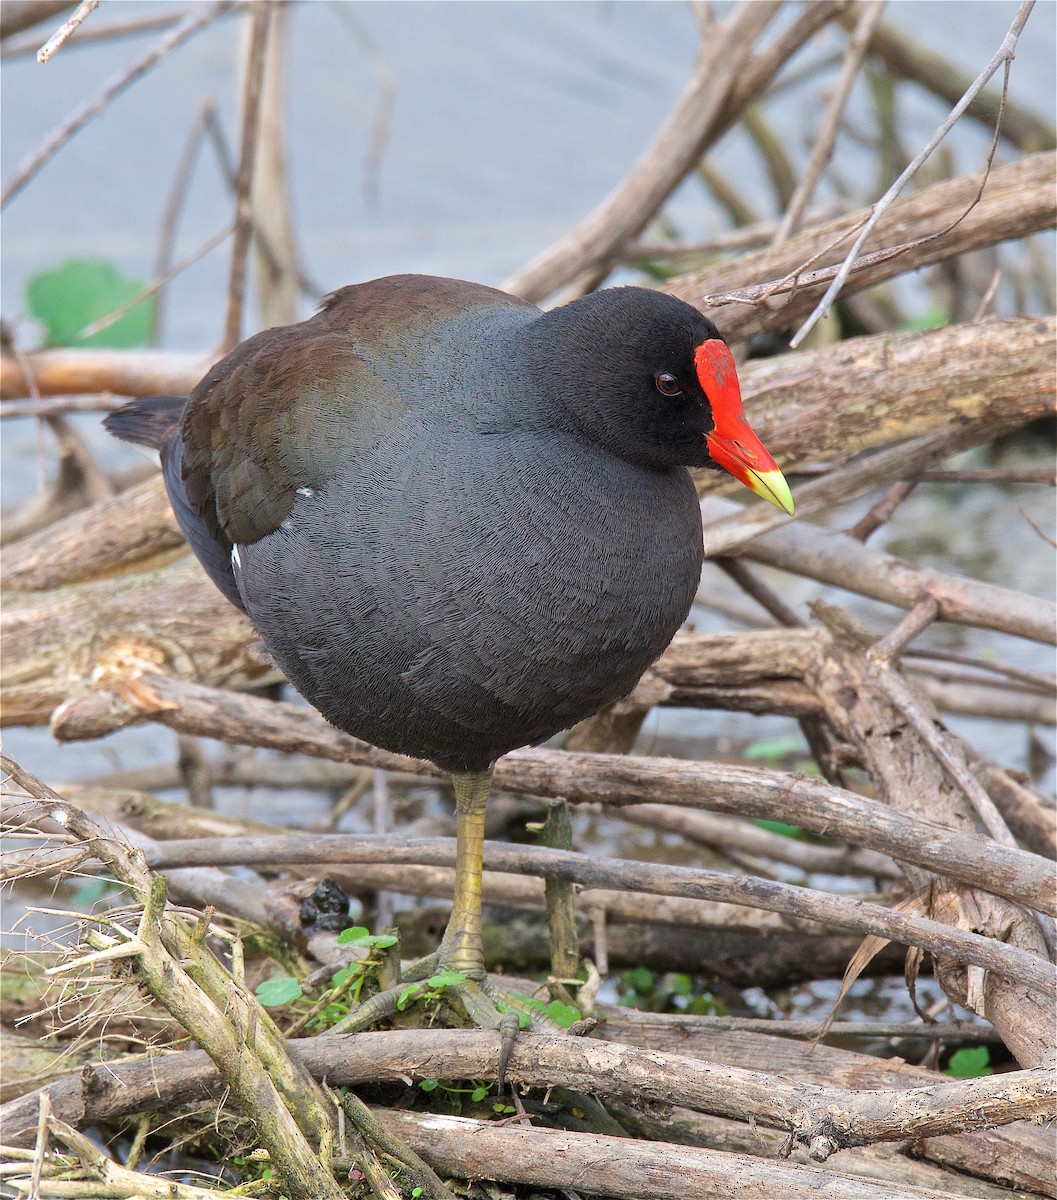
{"left": 103, "top": 395, "right": 185, "bottom": 450}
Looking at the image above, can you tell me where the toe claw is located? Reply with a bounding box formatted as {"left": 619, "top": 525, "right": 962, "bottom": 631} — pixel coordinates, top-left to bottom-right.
{"left": 496, "top": 1011, "right": 520, "bottom": 1092}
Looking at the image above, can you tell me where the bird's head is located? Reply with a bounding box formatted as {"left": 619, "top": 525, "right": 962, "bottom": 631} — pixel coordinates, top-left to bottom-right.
{"left": 529, "top": 286, "right": 793, "bottom": 514}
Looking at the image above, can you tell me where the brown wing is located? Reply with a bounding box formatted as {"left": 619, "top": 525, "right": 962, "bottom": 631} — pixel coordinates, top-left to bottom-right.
{"left": 179, "top": 275, "right": 533, "bottom": 547}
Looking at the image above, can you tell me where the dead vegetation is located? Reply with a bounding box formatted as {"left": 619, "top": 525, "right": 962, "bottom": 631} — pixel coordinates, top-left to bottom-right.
{"left": 1, "top": 2, "right": 1055, "bottom": 1198}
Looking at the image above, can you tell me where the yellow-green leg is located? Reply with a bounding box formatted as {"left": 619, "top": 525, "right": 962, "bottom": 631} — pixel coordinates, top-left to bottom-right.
{"left": 437, "top": 769, "right": 492, "bottom": 974}
{"left": 332, "top": 767, "right": 525, "bottom": 1085}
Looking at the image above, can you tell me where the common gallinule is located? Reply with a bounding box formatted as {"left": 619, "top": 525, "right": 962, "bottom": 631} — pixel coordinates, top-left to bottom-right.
{"left": 106, "top": 274, "right": 792, "bottom": 1070}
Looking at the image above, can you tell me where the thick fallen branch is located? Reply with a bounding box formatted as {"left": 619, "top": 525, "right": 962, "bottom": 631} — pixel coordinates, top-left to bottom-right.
{"left": 698, "top": 495, "right": 1057, "bottom": 645}
{"left": 665, "top": 151, "right": 1056, "bottom": 343}
{"left": 4, "top": 1029, "right": 1053, "bottom": 1164}
{"left": 0, "top": 755, "right": 342, "bottom": 1200}
{"left": 31, "top": 670, "right": 1056, "bottom": 920}
{"left": 124, "top": 829, "right": 1055, "bottom": 993}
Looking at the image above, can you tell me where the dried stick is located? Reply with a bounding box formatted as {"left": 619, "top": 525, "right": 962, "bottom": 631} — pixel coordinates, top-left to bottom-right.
{"left": 790, "top": 0, "right": 1034, "bottom": 345}
{"left": 0, "top": 2, "right": 74, "bottom": 41}
{"left": 501, "top": 1, "right": 783, "bottom": 301}
{"left": 846, "top": 480, "right": 917, "bottom": 542}
{"left": 699, "top": 492, "right": 1057, "bottom": 646}
{"left": 126, "top": 832, "right": 1055, "bottom": 987}
{"left": 222, "top": 1, "right": 272, "bottom": 351}
{"left": 839, "top": 3, "right": 1056, "bottom": 152}
{"left": 34, "top": 668, "right": 1056, "bottom": 919}
{"left": 0, "top": 753, "right": 343, "bottom": 1200}
{"left": 773, "top": 1, "right": 886, "bottom": 244}
{"left": 35, "top": 0, "right": 98, "bottom": 62}
{"left": 1, "top": 2, "right": 230, "bottom": 207}
{"left": 3, "top": 9, "right": 187, "bottom": 58}
{"left": 862, "top": 599, "right": 1018, "bottom": 846}
{"left": 667, "top": 151, "right": 1055, "bottom": 344}
{"left": 1, "top": 394, "right": 123, "bottom": 419}
{"left": 5, "top": 1031, "right": 1054, "bottom": 1165}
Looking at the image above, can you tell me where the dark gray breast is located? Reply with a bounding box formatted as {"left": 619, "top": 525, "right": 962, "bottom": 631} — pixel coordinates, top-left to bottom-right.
{"left": 232, "top": 422, "right": 703, "bottom": 772}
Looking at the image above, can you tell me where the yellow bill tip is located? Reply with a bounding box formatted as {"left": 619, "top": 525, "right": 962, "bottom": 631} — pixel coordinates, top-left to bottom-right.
{"left": 746, "top": 466, "right": 794, "bottom": 516}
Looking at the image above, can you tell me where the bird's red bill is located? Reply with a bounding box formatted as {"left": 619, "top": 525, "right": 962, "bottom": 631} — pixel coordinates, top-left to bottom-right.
{"left": 694, "top": 339, "right": 794, "bottom": 515}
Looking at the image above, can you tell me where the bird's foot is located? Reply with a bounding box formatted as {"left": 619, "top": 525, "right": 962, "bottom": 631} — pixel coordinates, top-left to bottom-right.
{"left": 329, "top": 950, "right": 550, "bottom": 1089}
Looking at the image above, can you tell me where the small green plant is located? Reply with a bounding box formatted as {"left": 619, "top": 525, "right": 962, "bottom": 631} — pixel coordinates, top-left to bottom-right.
{"left": 945, "top": 1045, "right": 993, "bottom": 1078}
{"left": 397, "top": 970, "right": 467, "bottom": 1011}
{"left": 254, "top": 925, "right": 398, "bottom": 1017}
{"left": 335, "top": 925, "right": 398, "bottom": 950}
{"left": 230, "top": 1151, "right": 274, "bottom": 1183}
{"left": 417, "top": 1076, "right": 512, "bottom": 1117}
{"left": 503, "top": 993, "right": 582, "bottom": 1029}
{"left": 26, "top": 258, "right": 156, "bottom": 348}
{"left": 618, "top": 968, "right": 726, "bottom": 1016}
{"left": 254, "top": 976, "right": 303, "bottom": 1007}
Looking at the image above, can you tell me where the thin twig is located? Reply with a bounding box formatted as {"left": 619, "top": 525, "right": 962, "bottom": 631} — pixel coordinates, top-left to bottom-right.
{"left": 0, "top": 393, "right": 121, "bottom": 419}
{"left": 774, "top": 1, "right": 886, "bottom": 244}
{"left": 327, "top": 3, "right": 397, "bottom": 203}
{"left": 846, "top": 480, "right": 918, "bottom": 542}
{"left": 3, "top": 10, "right": 186, "bottom": 59}
{"left": 76, "top": 225, "right": 235, "bottom": 343}
{"left": 790, "top": 0, "right": 1033, "bottom": 346}
{"left": 1016, "top": 505, "right": 1057, "bottom": 549}
{"left": 970, "top": 266, "right": 1004, "bottom": 322}
{"left": 153, "top": 98, "right": 220, "bottom": 342}
{"left": 222, "top": 1, "right": 272, "bottom": 350}
{"left": 1, "top": 2, "right": 231, "bottom": 207}
{"left": 35, "top": 0, "right": 99, "bottom": 63}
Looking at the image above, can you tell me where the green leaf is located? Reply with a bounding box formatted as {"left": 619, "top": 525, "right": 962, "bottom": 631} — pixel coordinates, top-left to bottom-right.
{"left": 255, "top": 977, "right": 302, "bottom": 1007}
{"left": 425, "top": 970, "right": 466, "bottom": 990}
{"left": 335, "top": 925, "right": 371, "bottom": 945}
{"left": 335, "top": 925, "right": 396, "bottom": 949}
{"left": 471, "top": 1085, "right": 489, "bottom": 1102}
{"left": 624, "top": 966, "right": 654, "bottom": 995}
{"left": 411, "top": 1190, "right": 423, "bottom": 1198}
{"left": 366, "top": 934, "right": 398, "bottom": 948}
{"left": 753, "top": 818, "right": 805, "bottom": 840}
{"left": 945, "top": 1046, "right": 993, "bottom": 1078}
{"left": 330, "top": 967, "right": 354, "bottom": 988}
{"left": 541, "top": 999, "right": 582, "bottom": 1028}
{"left": 418, "top": 1078, "right": 439, "bottom": 1092}
{"left": 744, "top": 734, "right": 805, "bottom": 763}
{"left": 26, "top": 259, "right": 155, "bottom": 348}
{"left": 397, "top": 982, "right": 424, "bottom": 1010}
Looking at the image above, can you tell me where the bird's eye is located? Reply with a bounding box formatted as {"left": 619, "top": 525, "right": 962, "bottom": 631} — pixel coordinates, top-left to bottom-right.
{"left": 655, "top": 372, "right": 682, "bottom": 397}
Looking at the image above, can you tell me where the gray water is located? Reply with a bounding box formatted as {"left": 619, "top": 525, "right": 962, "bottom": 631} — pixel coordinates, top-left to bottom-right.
{"left": 2, "top": 2, "right": 1054, "bottom": 795}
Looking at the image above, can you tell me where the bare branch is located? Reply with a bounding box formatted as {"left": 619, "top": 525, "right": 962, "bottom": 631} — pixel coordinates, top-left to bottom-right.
{"left": 790, "top": 0, "right": 1036, "bottom": 345}
{"left": 1, "top": 2, "right": 231, "bottom": 208}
